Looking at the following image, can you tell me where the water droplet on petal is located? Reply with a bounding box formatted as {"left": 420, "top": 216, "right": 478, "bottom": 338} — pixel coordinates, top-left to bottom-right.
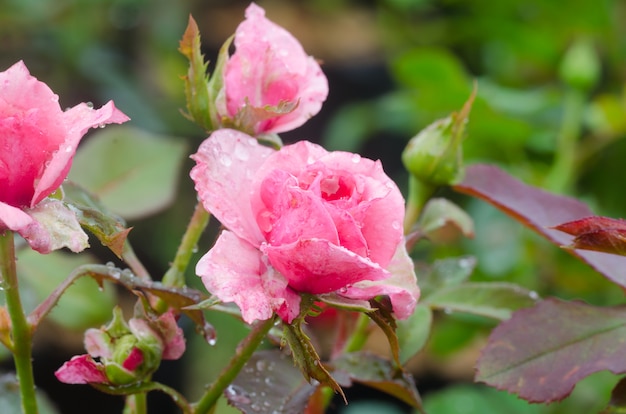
{"left": 391, "top": 220, "right": 401, "bottom": 230}
{"left": 256, "top": 360, "right": 267, "bottom": 371}
{"left": 220, "top": 154, "right": 232, "bottom": 167}
{"left": 351, "top": 154, "right": 361, "bottom": 163}
{"left": 86, "top": 102, "right": 94, "bottom": 109}
{"left": 529, "top": 291, "right": 540, "bottom": 300}
{"left": 234, "top": 142, "right": 249, "bottom": 161}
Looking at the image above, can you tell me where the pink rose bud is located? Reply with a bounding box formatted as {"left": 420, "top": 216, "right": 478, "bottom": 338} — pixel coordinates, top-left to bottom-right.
{"left": 55, "top": 309, "right": 185, "bottom": 385}
{"left": 215, "top": 3, "right": 328, "bottom": 135}
{"left": 0, "top": 61, "right": 129, "bottom": 253}
{"left": 191, "top": 129, "right": 420, "bottom": 324}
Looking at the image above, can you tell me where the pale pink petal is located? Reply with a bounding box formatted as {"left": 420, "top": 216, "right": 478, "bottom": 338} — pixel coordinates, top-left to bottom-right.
{"left": 33, "top": 101, "right": 129, "bottom": 206}
{"left": 84, "top": 328, "right": 113, "bottom": 359}
{"left": 263, "top": 238, "right": 390, "bottom": 295}
{"left": 343, "top": 242, "right": 419, "bottom": 320}
{"left": 190, "top": 129, "right": 274, "bottom": 246}
{"left": 55, "top": 355, "right": 108, "bottom": 384}
{"left": 196, "top": 230, "right": 300, "bottom": 324}
{"left": 25, "top": 199, "right": 89, "bottom": 253}
{"left": 224, "top": 3, "right": 328, "bottom": 134}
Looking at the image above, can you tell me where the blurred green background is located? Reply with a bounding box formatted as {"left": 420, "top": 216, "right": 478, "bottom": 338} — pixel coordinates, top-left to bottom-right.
{"left": 2, "top": 0, "right": 626, "bottom": 413}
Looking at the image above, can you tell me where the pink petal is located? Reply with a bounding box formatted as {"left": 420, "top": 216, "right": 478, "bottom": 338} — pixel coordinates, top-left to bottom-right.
{"left": 0, "top": 61, "right": 67, "bottom": 207}
{"left": 263, "top": 238, "right": 390, "bottom": 295}
{"left": 55, "top": 355, "right": 108, "bottom": 384}
{"left": 256, "top": 169, "right": 339, "bottom": 246}
{"left": 190, "top": 129, "right": 274, "bottom": 246}
{"left": 224, "top": 3, "right": 328, "bottom": 134}
{"left": 0, "top": 201, "right": 37, "bottom": 234}
{"left": 33, "top": 100, "right": 129, "bottom": 206}
{"left": 318, "top": 152, "right": 405, "bottom": 268}
{"left": 156, "top": 311, "right": 186, "bottom": 360}
{"left": 343, "top": 242, "right": 419, "bottom": 320}
{"left": 122, "top": 347, "right": 144, "bottom": 371}
{"left": 196, "top": 230, "right": 300, "bottom": 324}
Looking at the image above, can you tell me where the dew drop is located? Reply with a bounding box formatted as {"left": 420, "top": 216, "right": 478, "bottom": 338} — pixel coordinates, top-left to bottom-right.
{"left": 220, "top": 154, "right": 232, "bottom": 167}
{"left": 443, "top": 308, "right": 453, "bottom": 315}
{"left": 264, "top": 377, "right": 273, "bottom": 386}
{"left": 86, "top": 102, "right": 94, "bottom": 109}
{"left": 256, "top": 360, "right": 267, "bottom": 371}
{"left": 234, "top": 142, "right": 250, "bottom": 161}
{"left": 351, "top": 154, "right": 361, "bottom": 163}
{"left": 208, "top": 337, "right": 217, "bottom": 346}
{"left": 391, "top": 220, "right": 401, "bottom": 230}
{"left": 528, "top": 291, "right": 540, "bottom": 300}
{"left": 250, "top": 403, "right": 261, "bottom": 412}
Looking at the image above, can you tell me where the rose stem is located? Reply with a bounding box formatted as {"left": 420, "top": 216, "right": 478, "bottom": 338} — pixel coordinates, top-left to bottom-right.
{"left": 0, "top": 231, "right": 38, "bottom": 414}
{"left": 192, "top": 316, "right": 276, "bottom": 414}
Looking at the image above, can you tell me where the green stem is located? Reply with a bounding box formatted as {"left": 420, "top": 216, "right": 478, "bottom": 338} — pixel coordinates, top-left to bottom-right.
{"left": 161, "top": 202, "right": 211, "bottom": 289}
{"left": 342, "top": 313, "right": 372, "bottom": 354}
{"left": 0, "top": 231, "right": 38, "bottom": 414}
{"left": 124, "top": 393, "right": 147, "bottom": 414}
{"left": 192, "top": 317, "right": 276, "bottom": 414}
{"left": 545, "top": 88, "right": 586, "bottom": 193}
{"left": 403, "top": 175, "right": 436, "bottom": 234}
{"left": 122, "top": 242, "right": 151, "bottom": 281}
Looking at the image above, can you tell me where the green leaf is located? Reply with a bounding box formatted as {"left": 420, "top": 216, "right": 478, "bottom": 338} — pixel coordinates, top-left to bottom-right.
{"left": 476, "top": 298, "right": 626, "bottom": 403}
{"left": 16, "top": 250, "right": 115, "bottom": 330}
{"left": 227, "top": 349, "right": 317, "bottom": 414}
{"left": 423, "top": 282, "right": 539, "bottom": 320}
{"left": 69, "top": 126, "right": 188, "bottom": 220}
{"left": 396, "top": 304, "right": 432, "bottom": 365}
{"left": 332, "top": 352, "right": 423, "bottom": 410}
{"left": 417, "top": 256, "right": 477, "bottom": 298}
{"left": 418, "top": 198, "right": 475, "bottom": 243}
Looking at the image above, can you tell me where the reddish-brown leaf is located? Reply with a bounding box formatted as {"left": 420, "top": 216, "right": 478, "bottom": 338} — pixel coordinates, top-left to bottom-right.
{"left": 476, "top": 298, "right": 626, "bottom": 403}
{"left": 453, "top": 164, "right": 626, "bottom": 287}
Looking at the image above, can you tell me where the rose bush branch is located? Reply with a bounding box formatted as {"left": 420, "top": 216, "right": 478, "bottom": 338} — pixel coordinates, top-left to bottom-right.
{"left": 0, "top": 231, "right": 37, "bottom": 414}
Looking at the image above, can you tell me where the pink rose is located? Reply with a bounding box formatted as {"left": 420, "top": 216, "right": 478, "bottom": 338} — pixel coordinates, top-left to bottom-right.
{"left": 216, "top": 3, "right": 328, "bottom": 135}
{"left": 0, "top": 61, "right": 129, "bottom": 253}
{"left": 191, "top": 129, "right": 419, "bottom": 324}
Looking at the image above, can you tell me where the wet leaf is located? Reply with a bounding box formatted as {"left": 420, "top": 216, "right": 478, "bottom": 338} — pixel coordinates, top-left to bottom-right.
{"left": 69, "top": 126, "right": 187, "bottom": 220}
{"left": 423, "top": 282, "right": 539, "bottom": 320}
{"left": 417, "top": 256, "right": 477, "bottom": 298}
{"left": 453, "top": 164, "right": 626, "bottom": 288}
{"left": 396, "top": 304, "right": 432, "bottom": 364}
{"left": 0, "top": 374, "right": 59, "bottom": 414}
{"left": 227, "top": 349, "right": 318, "bottom": 414}
{"left": 332, "top": 352, "right": 423, "bottom": 410}
{"left": 418, "top": 198, "right": 475, "bottom": 244}
{"left": 476, "top": 298, "right": 626, "bottom": 403}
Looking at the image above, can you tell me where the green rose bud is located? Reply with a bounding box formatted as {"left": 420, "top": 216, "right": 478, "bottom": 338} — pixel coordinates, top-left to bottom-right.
{"left": 402, "top": 89, "right": 475, "bottom": 187}
{"left": 559, "top": 38, "right": 600, "bottom": 91}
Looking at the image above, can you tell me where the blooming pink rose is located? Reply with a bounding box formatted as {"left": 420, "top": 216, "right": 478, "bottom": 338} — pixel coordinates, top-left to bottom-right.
{"left": 216, "top": 3, "right": 328, "bottom": 135}
{"left": 0, "top": 61, "right": 129, "bottom": 253}
{"left": 191, "top": 129, "right": 419, "bottom": 324}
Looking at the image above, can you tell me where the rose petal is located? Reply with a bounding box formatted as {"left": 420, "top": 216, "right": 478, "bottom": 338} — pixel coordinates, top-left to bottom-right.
{"left": 25, "top": 199, "right": 89, "bottom": 253}
{"left": 84, "top": 328, "right": 113, "bottom": 359}
{"left": 263, "top": 238, "right": 390, "bottom": 295}
{"left": 156, "top": 311, "right": 186, "bottom": 360}
{"left": 190, "top": 129, "right": 274, "bottom": 246}
{"left": 55, "top": 354, "right": 108, "bottom": 384}
{"left": 0, "top": 201, "right": 37, "bottom": 234}
{"left": 257, "top": 169, "right": 339, "bottom": 246}
{"left": 196, "top": 230, "right": 300, "bottom": 324}
{"left": 343, "top": 242, "right": 419, "bottom": 320}
{"left": 33, "top": 100, "right": 129, "bottom": 206}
